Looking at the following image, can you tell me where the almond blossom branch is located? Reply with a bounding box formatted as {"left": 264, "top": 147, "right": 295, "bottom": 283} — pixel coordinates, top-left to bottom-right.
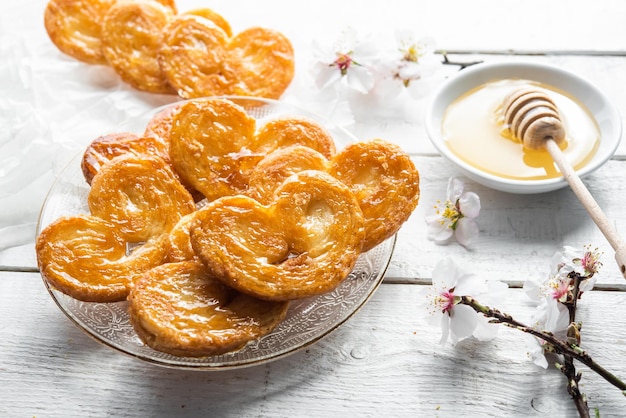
{"left": 561, "top": 273, "right": 589, "bottom": 417}
{"left": 459, "top": 295, "right": 626, "bottom": 393}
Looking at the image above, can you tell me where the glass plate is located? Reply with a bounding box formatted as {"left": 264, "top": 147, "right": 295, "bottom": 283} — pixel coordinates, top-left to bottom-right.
{"left": 36, "top": 97, "right": 396, "bottom": 370}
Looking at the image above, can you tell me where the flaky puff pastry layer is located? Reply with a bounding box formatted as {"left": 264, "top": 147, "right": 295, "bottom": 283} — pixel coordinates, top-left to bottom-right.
{"left": 143, "top": 101, "right": 184, "bottom": 144}
{"left": 128, "top": 261, "right": 289, "bottom": 357}
{"left": 247, "top": 145, "right": 330, "bottom": 205}
{"left": 254, "top": 117, "right": 336, "bottom": 158}
{"left": 80, "top": 132, "right": 169, "bottom": 185}
{"left": 166, "top": 212, "right": 201, "bottom": 263}
{"left": 36, "top": 215, "right": 168, "bottom": 302}
{"left": 168, "top": 98, "right": 338, "bottom": 202}
{"left": 184, "top": 8, "right": 233, "bottom": 37}
{"left": 44, "top": 0, "right": 116, "bottom": 65}
{"left": 159, "top": 15, "right": 294, "bottom": 99}
{"left": 329, "top": 140, "right": 420, "bottom": 252}
{"left": 247, "top": 140, "right": 420, "bottom": 252}
{"left": 168, "top": 98, "right": 259, "bottom": 201}
{"left": 101, "top": 0, "right": 176, "bottom": 94}
{"left": 190, "top": 170, "right": 365, "bottom": 302}
{"left": 88, "top": 154, "right": 195, "bottom": 242}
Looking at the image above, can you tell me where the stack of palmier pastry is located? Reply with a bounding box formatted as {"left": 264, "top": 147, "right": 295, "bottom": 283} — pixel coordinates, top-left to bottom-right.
{"left": 44, "top": 0, "right": 295, "bottom": 99}
{"left": 36, "top": 98, "right": 420, "bottom": 357}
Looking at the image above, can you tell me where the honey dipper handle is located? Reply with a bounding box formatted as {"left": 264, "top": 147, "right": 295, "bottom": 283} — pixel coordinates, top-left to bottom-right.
{"left": 545, "top": 139, "right": 626, "bottom": 278}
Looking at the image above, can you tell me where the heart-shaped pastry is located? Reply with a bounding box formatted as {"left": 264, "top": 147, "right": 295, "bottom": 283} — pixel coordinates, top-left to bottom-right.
{"left": 36, "top": 215, "right": 169, "bottom": 302}
{"left": 190, "top": 170, "right": 365, "bottom": 301}
{"left": 168, "top": 98, "right": 259, "bottom": 201}
{"left": 88, "top": 154, "right": 196, "bottom": 242}
{"left": 44, "top": 0, "right": 117, "bottom": 65}
{"left": 128, "top": 261, "right": 289, "bottom": 357}
{"left": 168, "top": 98, "right": 337, "bottom": 202}
{"left": 101, "top": 0, "right": 175, "bottom": 94}
{"left": 158, "top": 15, "right": 295, "bottom": 99}
{"left": 329, "top": 140, "right": 420, "bottom": 252}
{"left": 248, "top": 140, "right": 420, "bottom": 252}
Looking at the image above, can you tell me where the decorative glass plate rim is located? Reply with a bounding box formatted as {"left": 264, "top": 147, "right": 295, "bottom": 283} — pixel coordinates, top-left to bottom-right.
{"left": 36, "top": 96, "right": 396, "bottom": 370}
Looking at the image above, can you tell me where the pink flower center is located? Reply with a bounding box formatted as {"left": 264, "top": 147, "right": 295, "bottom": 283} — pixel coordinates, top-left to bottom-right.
{"left": 581, "top": 250, "right": 600, "bottom": 275}
{"left": 334, "top": 53, "right": 353, "bottom": 75}
{"left": 551, "top": 278, "right": 570, "bottom": 302}
{"left": 438, "top": 290, "right": 456, "bottom": 314}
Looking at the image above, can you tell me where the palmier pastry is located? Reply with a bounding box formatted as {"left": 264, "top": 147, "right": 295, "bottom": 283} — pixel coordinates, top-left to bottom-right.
{"left": 185, "top": 8, "right": 232, "bottom": 36}
{"left": 246, "top": 139, "right": 420, "bottom": 252}
{"left": 329, "top": 140, "right": 420, "bottom": 252}
{"left": 166, "top": 212, "right": 200, "bottom": 263}
{"left": 128, "top": 261, "right": 289, "bottom": 357}
{"left": 143, "top": 102, "right": 183, "bottom": 144}
{"left": 80, "top": 132, "right": 168, "bottom": 185}
{"left": 44, "top": 0, "right": 116, "bottom": 65}
{"left": 247, "top": 145, "right": 329, "bottom": 204}
{"left": 225, "top": 27, "right": 295, "bottom": 99}
{"left": 36, "top": 215, "right": 168, "bottom": 302}
{"left": 168, "top": 98, "right": 260, "bottom": 201}
{"left": 254, "top": 117, "right": 336, "bottom": 158}
{"left": 190, "top": 170, "right": 365, "bottom": 301}
{"left": 154, "top": 0, "right": 177, "bottom": 14}
{"left": 101, "top": 1, "right": 175, "bottom": 94}
{"left": 159, "top": 15, "right": 294, "bottom": 99}
{"left": 88, "top": 154, "right": 195, "bottom": 242}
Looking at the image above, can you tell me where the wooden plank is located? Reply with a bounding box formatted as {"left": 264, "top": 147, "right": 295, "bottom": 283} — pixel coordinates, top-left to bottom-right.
{"left": 1, "top": 272, "right": 624, "bottom": 417}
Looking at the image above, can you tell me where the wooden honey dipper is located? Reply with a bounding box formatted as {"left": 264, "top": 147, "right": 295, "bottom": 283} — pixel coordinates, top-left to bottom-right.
{"left": 503, "top": 87, "right": 626, "bottom": 278}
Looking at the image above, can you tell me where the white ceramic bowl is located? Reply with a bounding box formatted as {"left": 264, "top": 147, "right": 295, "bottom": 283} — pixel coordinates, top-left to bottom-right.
{"left": 424, "top": 61, "right": 622, "bottom": 194}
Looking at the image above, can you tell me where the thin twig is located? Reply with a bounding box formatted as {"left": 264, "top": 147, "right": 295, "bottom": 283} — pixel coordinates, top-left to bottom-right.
{"left": 439, "top": 52, "right": 483, "bottom": 70}
{"left": 460, "top": 296, "right": 626, "bottom": 393}
{"left": 562, "top": 274, "right": 590, "bottom": 417}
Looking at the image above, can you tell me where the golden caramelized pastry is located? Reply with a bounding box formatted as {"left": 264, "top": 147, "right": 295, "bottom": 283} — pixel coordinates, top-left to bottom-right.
{"left": 225, "top": 27, "right": 295, "bottom": 99}
{"left": 153, "top": 0, "right": 177, "bottom": 14}
{"left": 36, "top": 215, "right": 168, "bottom": 302}
{"left": 254, "top": 117, "right": 336, "bottom": 158}
{"left": 158, "top": 15, "right": 235, "bottom": 98}
{"left": 44, "top": 0, "right": 116, "bottom": 65}
{"left": 166, "top": 212, "right": 200, "bottom": 263}
{"left": 246, "top": 139, "right": 420, "bottom": 252}
{"left": 88, "top": 154, "right": 195, "bottom": 242}
{"left": 143, "top": 102, "right": 183, "bottom": 144}
{"left": 191, "top": 170, "right": 365, "bottom": 301}
{"left": 101, "top": 0, "right": 176, "bottom": 94}
{"left": 80, "top": 132, "right": 168, "bottom": 185}
{"left": 329, "top": 140, "right": 420, "bottom": 252}
{"left": 185, "top": 8, "right": 232, "bottom": 36}
{"left": 247, "top": 146, "right": 330, "bottom": 205}
{"left": 168, "top": 98, "right": 260, "bottom": 201}
{"left": 128, "top": 261, "right": 289, "bottom": 357}
{"left": 159, "top": 15, "right": 295, "bottom": 99}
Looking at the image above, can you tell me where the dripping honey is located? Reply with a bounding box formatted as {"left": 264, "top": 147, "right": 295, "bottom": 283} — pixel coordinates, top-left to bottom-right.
{"left": 442, "top": 79, "right": 600, "bottom": 180}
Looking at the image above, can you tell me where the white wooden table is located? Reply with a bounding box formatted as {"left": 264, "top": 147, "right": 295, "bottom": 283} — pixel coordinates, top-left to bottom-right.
{"left": 2, "top": 1, "right": 626, "bottom": 416}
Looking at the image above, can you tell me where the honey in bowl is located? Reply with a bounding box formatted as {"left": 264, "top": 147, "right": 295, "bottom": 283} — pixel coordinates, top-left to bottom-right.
{"left": 441, "top": 79, "right": 600, "bottom": 180}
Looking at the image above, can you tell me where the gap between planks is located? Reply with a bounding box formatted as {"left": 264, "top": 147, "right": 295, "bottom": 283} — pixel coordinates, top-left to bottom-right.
{"left": 382, "top": 276, "right": 626, "bottom": 292}
{"left": 436, "top": 50, "right": 626, "bottom": 56}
